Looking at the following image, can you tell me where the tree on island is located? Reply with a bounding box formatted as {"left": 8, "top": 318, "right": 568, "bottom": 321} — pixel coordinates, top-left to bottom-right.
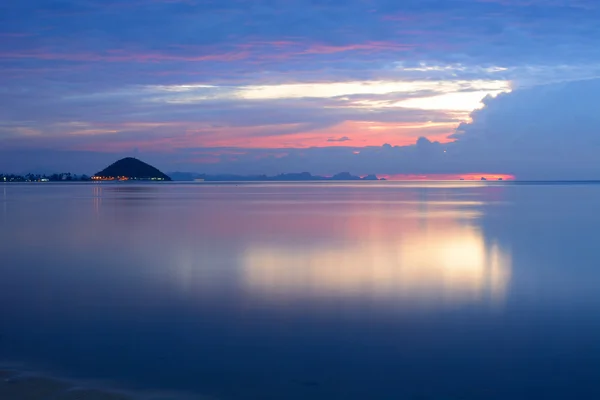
{"left": 0, "top": 173, "right": 93, "bottom": 182}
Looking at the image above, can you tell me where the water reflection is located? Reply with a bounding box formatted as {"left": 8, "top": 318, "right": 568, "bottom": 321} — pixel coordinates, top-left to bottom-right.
{"left": 242, "top": 221, "right": 511, "bottom": 305}
{"left": 92, "top": 185, "right": 102, "bottom": 216}
{"left": 2, "top": 186, "right": 6, "bottom": 220}
{"left": 83, "top": 183, "right": 512, "bottom": 306}
{"left": 0, "top": 183, "right": 532, "bottom": 399}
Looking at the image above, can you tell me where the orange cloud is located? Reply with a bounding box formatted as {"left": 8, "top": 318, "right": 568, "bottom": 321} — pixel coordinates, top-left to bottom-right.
{"left": 179, "top": 120, "right": 457, "bottom": 148}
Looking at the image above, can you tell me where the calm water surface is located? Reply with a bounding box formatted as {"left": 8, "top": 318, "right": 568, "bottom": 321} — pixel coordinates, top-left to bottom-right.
{"left": 1, "top": 182, "right": 600, "bottom": 399}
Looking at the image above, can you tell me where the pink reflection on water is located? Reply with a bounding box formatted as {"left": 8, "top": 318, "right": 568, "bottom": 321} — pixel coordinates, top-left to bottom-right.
{"left": 86, "top": 184, "right": 511, "bottom": 306}
{"left": 4, "top": 183, "right": 511, "bottom": 308}
{"left": 240, "top": 195, "right": 511, "bottom": 305}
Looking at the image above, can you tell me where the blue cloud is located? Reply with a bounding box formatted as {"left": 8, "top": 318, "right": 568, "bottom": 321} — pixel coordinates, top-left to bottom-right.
{"left": 327, "top": 136, "right": 351, "bottom": 142}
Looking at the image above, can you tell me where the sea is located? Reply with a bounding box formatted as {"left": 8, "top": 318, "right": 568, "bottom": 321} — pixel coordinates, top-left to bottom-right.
{"left": 1, "top": 181, "right": 600, "bottom": 399}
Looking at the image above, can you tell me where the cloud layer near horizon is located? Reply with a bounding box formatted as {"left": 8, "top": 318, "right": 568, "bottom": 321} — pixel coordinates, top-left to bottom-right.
{"left": 1, "top": 0, "right": 600, "bottom": 177}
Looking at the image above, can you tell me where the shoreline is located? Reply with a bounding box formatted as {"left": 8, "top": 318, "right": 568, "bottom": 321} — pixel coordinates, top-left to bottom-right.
{"left": 0, "top": 369, "right": 132, "bottom": 400}
{"left": 0, "top": 368, "right": 208, "bottom": 400}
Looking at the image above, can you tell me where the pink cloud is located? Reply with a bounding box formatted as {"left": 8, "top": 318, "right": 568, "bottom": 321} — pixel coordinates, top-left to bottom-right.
{"left": 0, "top": 39, "right": 417, "bottom": 64}
{"left": 0, "top": 32, "right": 33, "bottom": 38}
{"left": 160, "top": 120, "right": 456, "bottom": 149}
{"left": 239, "top": 40, "right": 415, "bottom": 59}
{"left": 0, "top": 48, "right": 250, "bottom": 63}
{"left": 2, "top": 118, "right": 459, "bottom": 154}
{"left": 301, "top": 41, "right": 414, "bottom": 54}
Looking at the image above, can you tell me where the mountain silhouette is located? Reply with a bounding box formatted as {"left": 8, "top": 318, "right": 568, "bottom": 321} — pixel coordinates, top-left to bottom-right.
{"left": 93, "top": 157, "right": 171, "bottom": 181}
{"left": 168, "top": 171, "right": 385, "bottom": 181}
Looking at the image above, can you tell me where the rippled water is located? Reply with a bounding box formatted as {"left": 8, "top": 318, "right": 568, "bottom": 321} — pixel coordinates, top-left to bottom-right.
{"left": 1, "top": 182, "right": 600, "bottom": 399}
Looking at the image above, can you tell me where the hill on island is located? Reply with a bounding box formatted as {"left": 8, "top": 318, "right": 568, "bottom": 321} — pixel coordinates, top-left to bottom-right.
{"left": 93, "top": 157, "right": 171, "bottom": 181}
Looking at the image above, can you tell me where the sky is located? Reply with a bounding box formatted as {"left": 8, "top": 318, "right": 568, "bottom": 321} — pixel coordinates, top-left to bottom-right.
{"left": 1, "top": 0, "right": 600, "bottom": 178}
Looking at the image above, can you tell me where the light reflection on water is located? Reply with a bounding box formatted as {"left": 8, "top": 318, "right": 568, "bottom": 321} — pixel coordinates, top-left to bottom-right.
{"left": 2, "top": 182, "right": 600, "bottom": 400}
{"left": 242, "top": 222, "right": 511, "bottom": 305}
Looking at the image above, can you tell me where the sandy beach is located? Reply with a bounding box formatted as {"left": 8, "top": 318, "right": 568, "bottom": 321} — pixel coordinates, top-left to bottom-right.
{"left": 0, "top": 369, "right": 215, "bottom": 400}
{"left": 0, "top": 370, "right": 133, "bottom": 400}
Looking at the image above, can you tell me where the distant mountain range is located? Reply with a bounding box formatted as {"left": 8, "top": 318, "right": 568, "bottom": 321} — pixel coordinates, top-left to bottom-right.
{"left": 169, "top": 171, "right": 386, "bottom": 182}
{"left": 90, "top": 157, "right": 385, "bottom": 182}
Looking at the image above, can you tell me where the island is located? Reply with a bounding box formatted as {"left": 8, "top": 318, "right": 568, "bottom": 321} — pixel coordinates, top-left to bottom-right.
{"left": 168, "top": 171, "right": 385, "bottom": 182}
{"left": 92, "top": 157, "right": 171, "bottom": 181}
{"left": 2, "top": 159, "right": 386, "bottom": 183}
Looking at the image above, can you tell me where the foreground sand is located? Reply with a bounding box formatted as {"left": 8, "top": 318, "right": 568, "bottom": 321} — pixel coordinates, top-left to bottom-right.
{"left": 0, "top": 370, "right": 133, "bottom": 400}
{"left": 0, "top": 369, "right": 218, "bottom": 400}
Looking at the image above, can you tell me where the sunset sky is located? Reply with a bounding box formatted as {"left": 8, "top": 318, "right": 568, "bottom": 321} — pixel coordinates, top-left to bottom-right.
{"left": 1, "top": 0, "right": 600, "bottom": 178}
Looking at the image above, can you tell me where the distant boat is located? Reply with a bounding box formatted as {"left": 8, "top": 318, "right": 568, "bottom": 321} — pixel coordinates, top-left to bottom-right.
{"left": 481, "top": 177, "right": 487, "bottom": 181}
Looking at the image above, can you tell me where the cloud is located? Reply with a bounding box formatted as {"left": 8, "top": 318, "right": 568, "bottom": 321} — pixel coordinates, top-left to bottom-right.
{"left": 0, "top": 49, "right": 251, "bottom": 63}
{"left": 234, "top": 80, "right": 509, "bottom": 100}
{"left": 1, "top": 0, "right": 600, "bottom": 178}
{"left": 3, "top": 78, "right": 600, "bottom": 179}
{"left": 0, "top": 74, "right": 493, "bottom": 151}
{"left": 327, "top": 136, "right": 351, "bottom": 142}
{"left": 446, "top": 78, "right": 600, "bottom": 178}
